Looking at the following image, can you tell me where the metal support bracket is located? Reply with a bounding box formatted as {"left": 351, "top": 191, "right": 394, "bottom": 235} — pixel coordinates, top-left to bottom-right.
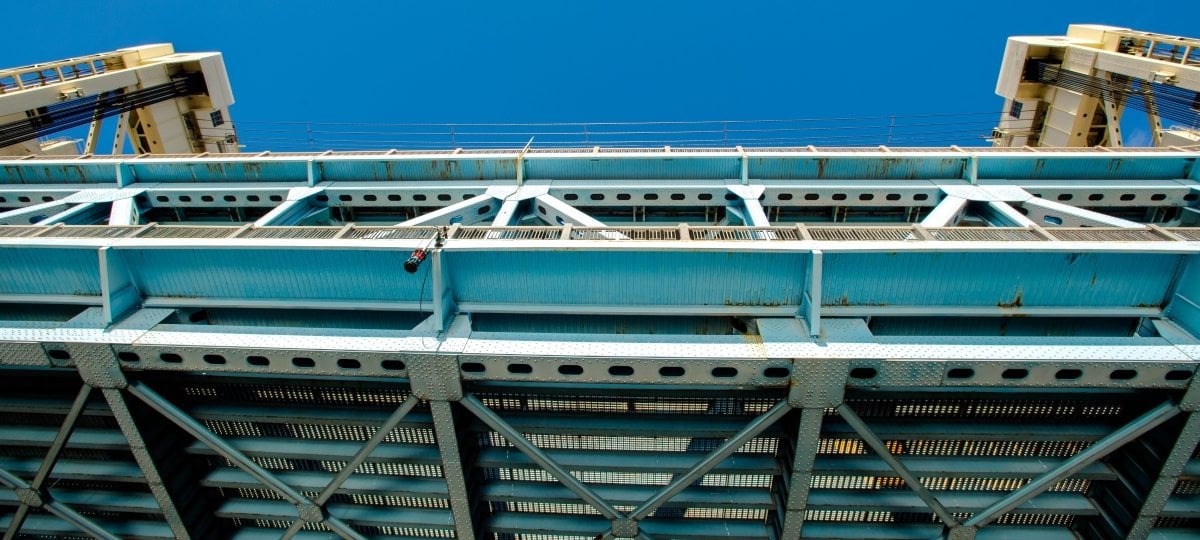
{"left": 13, "top": 487, "right": 44, "bottom": 508}
{"left": 253, "top": 186, "right": 326, "bottom": 226}
{"left": 611, "top": 518, "right": 639, "bottom": 538}
{"left": 789, "top": 358, "right": 847, "bottom": 409}
{"left": 407, "top": 354, "right": 463, "bottom": 401}
{"left": 67, "top": 344, "right": 126, "bottom": 390}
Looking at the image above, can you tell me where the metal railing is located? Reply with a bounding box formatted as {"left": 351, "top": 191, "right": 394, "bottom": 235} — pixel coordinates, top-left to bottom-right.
{"left": 0, "top": 224, "right": 1194, "bottom": 243}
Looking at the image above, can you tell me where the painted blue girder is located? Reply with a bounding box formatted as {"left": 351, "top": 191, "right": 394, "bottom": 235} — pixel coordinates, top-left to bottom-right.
{"left": 1, "top": 147, "right": 1196, "bottom": 185}
{"left": 0, "top": 240, "right": 1191, "bottom": 318}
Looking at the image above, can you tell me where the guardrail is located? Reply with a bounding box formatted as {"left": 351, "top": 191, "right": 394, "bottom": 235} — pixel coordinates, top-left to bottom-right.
{"left": 0, "top": 224, "right": 1195, "bottom": 243}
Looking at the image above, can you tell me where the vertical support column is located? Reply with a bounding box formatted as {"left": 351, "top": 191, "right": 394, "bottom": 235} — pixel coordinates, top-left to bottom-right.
{"left": 111, "top": 113, "right": 128, "bottom": 154}
{"left": 780, "top": 356, "right": 847, "bottom": 538}
{"left": 1126, "top": 412, "right": 1200, "bottom": 538}
{"left": 84, "top": 116, "right": 104, "bottom": 155}
{"left": 779, "top": 408, "right": 824, "bottom": 538}
{"left": 805, "top": 250, "right": 822, "bottom": 337}
{"left": 409, "top": 351, "right": 473, "bottom": 538}
{"left": 102, "top": 388, "right": 198, "bottom": 540}
{"left": 1127, "top": 376, "right": 1200, "bottom": 539}
{"left": 115, "top": 161, "right": 131, "bottom": 188}
{"left": 99, "top": 247, "right": 139, "bottom": 325}
{"left": 1144, "top": 91, "right": 1163, "bottom": 147}
{"left": 432, "top": 250, "right": 457, "bottom": 333}
{"left": 430, "top": 401, "right": 476, "bottom": 540}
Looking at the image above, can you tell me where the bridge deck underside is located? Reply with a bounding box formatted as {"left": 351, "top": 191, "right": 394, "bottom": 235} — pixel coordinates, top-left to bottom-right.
{"left": 0, "top": 148, "right": 1197, "bottom": 539}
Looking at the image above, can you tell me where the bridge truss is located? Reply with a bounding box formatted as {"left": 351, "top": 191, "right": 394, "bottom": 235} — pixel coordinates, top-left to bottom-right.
{"left": 0, "top": 146, "right": 1198, "bottom": 539}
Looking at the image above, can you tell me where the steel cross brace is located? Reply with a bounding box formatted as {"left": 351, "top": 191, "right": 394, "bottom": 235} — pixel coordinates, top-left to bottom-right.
{"left": 279, "top": 395, "right": 421, "bottom": 539}
{"left": 934, "top": 400, "right": 1182, "bottom": 540}
{"left": 461, "top": 394, "right": 793, "bottom": 539}
{"left": 837, "top": 402, "right": 961, "bottom": 528}
{"left": 1, "top": 384, "right": 107, "bottom": 540}
{"left": 1126, "top": 410, "right": 1200, "bottom": 539}
{"left": 124, "top": 380, "right": 367, "bottom": 540}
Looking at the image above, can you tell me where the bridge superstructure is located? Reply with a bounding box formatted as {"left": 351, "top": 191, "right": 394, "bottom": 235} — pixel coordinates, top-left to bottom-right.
{"left": 0, "top": 147, "right": 1198, "bottom": 539}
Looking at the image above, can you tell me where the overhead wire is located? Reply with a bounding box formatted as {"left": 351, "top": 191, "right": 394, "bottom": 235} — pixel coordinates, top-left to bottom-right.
{"left": 230, "top": 111, "right": 1022, "bottom": 151}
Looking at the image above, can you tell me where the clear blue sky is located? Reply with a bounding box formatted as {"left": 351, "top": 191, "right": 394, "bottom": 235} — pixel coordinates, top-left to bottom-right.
{"left": 2, "top": 1, "right": 1193, "bottom": 150}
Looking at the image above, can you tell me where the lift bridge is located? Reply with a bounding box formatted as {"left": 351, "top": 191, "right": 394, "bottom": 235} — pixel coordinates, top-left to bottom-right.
{"left": 0, "top": 145, "right": 1195, "bottom": 540}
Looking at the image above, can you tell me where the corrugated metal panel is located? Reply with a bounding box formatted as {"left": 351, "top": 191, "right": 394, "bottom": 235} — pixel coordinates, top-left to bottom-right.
{"left": 749, "top": 156, "right": 967, "bottom": 180}
{"left": 122, "top": 248, "right": 428, "bottom": 303}
{"left": 0, "top": 246, "right": 101, "bottom": 296}
{"left": 0, "top": 162, "right": 116, "bottom": 184}
{"left": 823, "top": 252, "right": 1182, "bottom": 308}
{"left": 318, "top": 158, "right": 515, "bottom": 182}
{"left": 447, "top": 250, "right": 808, "bottom": 307}
{"left": 977, "top": 156, "right": 1193, "bottom": 180}
{"left": 524, "top": 156, "right": 740, "bottom": 180}
{"left": 128, "top": 161, "right": 308, "bottom": 182}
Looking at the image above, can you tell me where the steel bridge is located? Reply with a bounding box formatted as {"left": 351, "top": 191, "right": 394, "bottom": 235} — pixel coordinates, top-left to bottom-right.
{"left": 0, "top": 146, "right": 1198, "bottom": 539}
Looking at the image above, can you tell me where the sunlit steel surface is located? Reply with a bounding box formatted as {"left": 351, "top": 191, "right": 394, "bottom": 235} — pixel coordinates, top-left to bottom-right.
{"left": 0, "top": 146, "right": 1198, "bottom": 539}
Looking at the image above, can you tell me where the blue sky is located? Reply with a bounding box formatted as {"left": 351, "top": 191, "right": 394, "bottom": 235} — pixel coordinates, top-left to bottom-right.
{"left": 1, "top": 1, "right": 1193, "bottom": 150}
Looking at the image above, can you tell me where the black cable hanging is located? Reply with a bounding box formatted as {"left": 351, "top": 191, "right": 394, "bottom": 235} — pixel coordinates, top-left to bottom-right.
{"left": 0, "top": 72, "right": 206, "bottom": 148}
{"left": 1027, "top": 60, "right": 1200, "bottom": 128}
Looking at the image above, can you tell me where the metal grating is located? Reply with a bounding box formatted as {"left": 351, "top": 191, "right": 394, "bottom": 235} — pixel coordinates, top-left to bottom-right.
{"left": 138, "top": 225, "right": 241, "bottom": 239}
{"left": 342, "top": 226, "right": 443, "bottom": 240}
{"left": 455, "top": 227, "right": 564, "bottom": 240}
{"left": 807, "top": 226, "right": 916, "bottom": 241}
{"left": 0, "top": 226, "right": 45, "bottom": 237}
{"left": 1167, "top": 227, "right": 1200, "bottom": 241}
{"left": 35, "top": 225, "right": 142, "bottom": 238}
{"left": 572, "top": 227, "right": 680, "bottom": 240}
{"left": 929, "top": 227, "right": 1045, "bottom": 241}
{"left": 1047, "top": 228, "right": 1167, "bottom": 242}
{"left": 237, "top": 226, "right": 342, "bottom": 239}
{"left": 688, "top": 227, "right": 801, "bottom": 241}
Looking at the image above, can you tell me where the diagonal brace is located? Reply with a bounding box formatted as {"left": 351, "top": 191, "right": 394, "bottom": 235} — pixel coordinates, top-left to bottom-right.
{"left": 629, "top": 399, "right": 792, "bottom": 520}
{"left": 838, "top": 402, "right": 959, "bottom": 527}
{"left": 955, "top": 400, "right": 1181, "bottom": 535}
{"left": 461, "top": 394, "right": 624, "bottom": 520}
{"left": 0, "top": 466, "right": 117, "bottom": 540}
{"left": 4, "top": 384, "right": 93, "bottom": 540}
{"left": 126, "top": 380, "right": 366, "bottom": 540}
{"left": 280, "top": 395, "right": 420, "bottom": 539}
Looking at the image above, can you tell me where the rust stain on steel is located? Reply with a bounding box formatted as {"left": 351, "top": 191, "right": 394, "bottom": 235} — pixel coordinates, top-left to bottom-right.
{"left": 240, "top": 162, "right": 264, "bottom": 178}
{"left": 815, "top": 158, "right": 827, "bottom": 179}
{"left": 429, "top": 159, "right": 461, "bottom": 180}
{"left": 723, "top": 298, "right": 784, "bottom": 307}
{"left": 3, "top": 165, "right": 25, "bottom": 183}
{"left": 997, "top": 291, "right": 1024, "bottom": 309}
